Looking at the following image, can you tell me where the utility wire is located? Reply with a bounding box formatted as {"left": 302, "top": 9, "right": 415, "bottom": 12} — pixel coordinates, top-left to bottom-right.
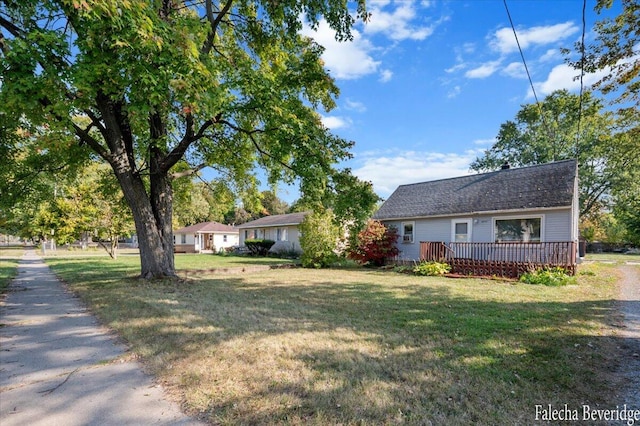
{"left": 503, "top": 0, "right": 553, "bottom": 154}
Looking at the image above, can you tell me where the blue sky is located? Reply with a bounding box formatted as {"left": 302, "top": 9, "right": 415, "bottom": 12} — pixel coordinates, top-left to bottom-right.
{"left": 272, "top": 0, "right": 621, "bottom": 203}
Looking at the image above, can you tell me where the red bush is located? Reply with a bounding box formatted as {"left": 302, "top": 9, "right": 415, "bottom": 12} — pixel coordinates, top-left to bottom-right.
{"left": 348, "top": 220, "right": 399, "bottom": 266}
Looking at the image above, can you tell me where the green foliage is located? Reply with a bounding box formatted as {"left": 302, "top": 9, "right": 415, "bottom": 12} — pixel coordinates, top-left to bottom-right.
{"left": 244, "top": 239, "right": 276, "bottom": 257}
{"left": 392, "top": 264, "right": 414, "bottom": 274}
{"left": 173, "top": 177, "right": 236, "bottom": 227}
{"left": 565, "top": 1, "right": 640, "bottom": 245}
{"left": 470, "top": 90, "right": 628, "bottom": 219}
{"left": 519, "top": 267, "right": 577, "bottom": 286}
{"left": 572, "top": 0, "right": 640, "bottom": 111}
{"left": 259, "top": 190, "right": 291, "bottom": 217}
{"left": 348, "top": 220, "right": 400, "bottom": 267}
{"left": 413, "top": 261, "right": 451, "bottom": 276}
{"left": 299, "top": 210, "right": 341, "bottom": 268}
{"left": 0, "top": 0, "right": 371, "bottom": 278}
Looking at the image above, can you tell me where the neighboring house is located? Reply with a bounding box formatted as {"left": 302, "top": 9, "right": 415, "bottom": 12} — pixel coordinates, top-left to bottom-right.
{"left": 373, "top": 160, "right": 579, "bottom": 276}
{"left": 174, "top": 221, "right": 239, "bottom": 253}
{"left": 237, "top": 212, "right": 309, "bottom": 254}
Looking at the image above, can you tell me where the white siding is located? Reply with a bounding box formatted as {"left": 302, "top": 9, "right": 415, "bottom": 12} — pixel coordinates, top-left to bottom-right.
{"left": 213, "top": 233, "right": 239, "bottom": 250}
{"left": 542, "top": 209, "right": 572, "bottom": 241}
{"left": 239, "top": 225, "right": 302, "bottom": 253}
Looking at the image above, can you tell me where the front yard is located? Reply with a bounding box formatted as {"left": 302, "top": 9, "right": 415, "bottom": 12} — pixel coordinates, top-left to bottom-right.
{"left": 41, "top": 253, "right": 630, "bottom": 425}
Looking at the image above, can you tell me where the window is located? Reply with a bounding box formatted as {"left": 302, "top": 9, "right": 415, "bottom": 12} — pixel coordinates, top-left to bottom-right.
{"left": 401, "top": 222, "right": 414, "bottom": 243}
{"left": 276, "top": 228, "right": 287, "bottom": 241}
{"left": 223, "top": 235, "right": 227, "bottom": 243}
{"left": 451, "top": 219, "right": 472, "bottom": 242}
{"left": 180, "top": 234, "right": 186, "bottom": 244}
{"left": 494, "top": 217, "right": 542, "bottom": 242}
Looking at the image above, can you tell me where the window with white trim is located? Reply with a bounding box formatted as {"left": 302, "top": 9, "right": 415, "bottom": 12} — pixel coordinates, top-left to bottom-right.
{"left": 452, "top": 219, "right": 472, "bottom": 242}
{"left": 401, "top": 222, "right": 414, "bottom": 243}
{"left": 180, "top": 234, "right": 187, "bottom": 244}
{"left": 494, "top": 217, "right": 542, "bottom": 243}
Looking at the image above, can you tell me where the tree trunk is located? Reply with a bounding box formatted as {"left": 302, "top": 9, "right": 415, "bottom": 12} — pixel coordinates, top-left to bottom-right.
{"left": 88, "top": 91, "right": 177, "bottom": 279}
{"left": 111, "top": 160, "right": 176, "bottom": 279}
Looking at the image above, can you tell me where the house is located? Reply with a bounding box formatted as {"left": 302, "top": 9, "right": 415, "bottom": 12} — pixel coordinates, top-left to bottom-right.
{"left": 373, "top": 160, "right": 579, "bottom": 276}
{"left": 237, "top": 211, "right": 309, "bottom": 254}
{"left": 174, "top": 221, "right": 239, "bottom": 253}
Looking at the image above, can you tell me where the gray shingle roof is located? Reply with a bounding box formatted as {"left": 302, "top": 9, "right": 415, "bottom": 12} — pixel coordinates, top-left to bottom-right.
{"left": 236, "top": 212, "right": 310, "bottom": 228}
{"left": 175, "top": 221, "right": 238, "bottom": 234}
{"left": 373, "top": 160, "right": 577, "bottom": 220}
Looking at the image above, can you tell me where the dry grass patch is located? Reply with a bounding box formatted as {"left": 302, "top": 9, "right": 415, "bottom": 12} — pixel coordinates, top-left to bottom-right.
{"left": 46, "top": 258, "right": 623, "bottom": 425}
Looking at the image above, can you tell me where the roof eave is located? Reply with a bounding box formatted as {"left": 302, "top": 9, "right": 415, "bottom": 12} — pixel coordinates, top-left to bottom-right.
{"left": 374, "top": 205, "right": 572, "bottom": 221}
{"left": 237, "top": 222, "right": 302, "bottom": 228}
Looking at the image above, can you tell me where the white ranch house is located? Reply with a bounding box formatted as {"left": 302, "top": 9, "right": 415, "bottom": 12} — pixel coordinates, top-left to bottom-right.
{"left": 237, "top": 212, "right": 309, "bottom": 255}
{"left": 174, "top": 221, "right": 239, "bottom": 253}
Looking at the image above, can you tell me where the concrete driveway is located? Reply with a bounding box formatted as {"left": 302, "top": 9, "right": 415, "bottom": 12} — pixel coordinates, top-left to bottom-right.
{"left": 0, "top": 250, "right": 204, "bottom": 425}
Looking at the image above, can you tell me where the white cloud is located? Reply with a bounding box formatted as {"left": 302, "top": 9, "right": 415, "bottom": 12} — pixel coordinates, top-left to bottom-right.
{"left": 344, "top": 99, "right": 367, "bottom": 112}
{"left": 539, "top": 48, "right": 561, "bottom": 62}
{"left": 321, "top": 115, "right": 351, "bottom": 129}
{"left": 473, "top": 138, "right": 496, "bottom": 147}
{"left": 447, "top": 85, "right": 461, "bottom": 98}
{"left": 465, "top": 60, "right": 501, "bottom": 79}
{"left": 365, "top": 2, "right": 437, "bottom": 41}
{"left": 302, "top": 20, "right": 380, "bottom": 80}
{"left": 530, "top": 63, "right": 608, "bottom": 97}
{"left": 462, "top": 42, "right": 476, "bottom": 54}
{"left": 490, "top": 22, "right": 579, "bottom": 54}
{"left": 379, "top": 69, "right": 393, "bottom": 82}
{"left": 353, "top": 149, "right": 481, "bottom": 198}
{"left": 501, "top": 62, "right": 527, "bottom": 79}
{"left": 532, "top": 52, "right": 640, "bottom": 98}
{"left": 445, "top": 62, "right": 466, "bottom": 74}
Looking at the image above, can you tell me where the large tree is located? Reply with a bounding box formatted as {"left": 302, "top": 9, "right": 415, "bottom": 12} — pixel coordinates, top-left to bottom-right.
{"left": 566, "top": 0, "right": 640, "bottom": 243}
{"left": 470, "top": 90, "right": 637, "bottom": 218}
{"left": 0, "top": 0, "right": 371, "bottom": 278}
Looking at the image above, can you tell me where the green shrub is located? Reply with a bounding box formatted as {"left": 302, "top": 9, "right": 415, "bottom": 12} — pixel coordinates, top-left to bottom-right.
{"left": 393, "top": 264, "right": 414, "bottom": 274}
{"left": 299, "top": 210, "right": 341, "bottom": 268}
{"left": 519, "top": 267, "right": 577, "bottom": 286}
{"left": 413, "top": 261, "right": 451, "bottom": 276}
{"left": 245, "top": 239, "right": 276, "bottom": 256}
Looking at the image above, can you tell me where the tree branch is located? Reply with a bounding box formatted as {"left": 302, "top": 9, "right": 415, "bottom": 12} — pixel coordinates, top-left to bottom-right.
{"left": 218, "top": 119, "right": 297, "bottom": 174}
{"left": 170, "top": 163, "right": 207, "bottom": 179}
{"left": 160, "top": 114, "right": 219, "bottom": 174}
{"left": 0, "top": 15, "right": 24, "bottom": 39}
{"left": 201, "top": 0, "right": 234, "bottom": 56}
{"left": 71, "top": 122, "right": 111, "bottom": 161}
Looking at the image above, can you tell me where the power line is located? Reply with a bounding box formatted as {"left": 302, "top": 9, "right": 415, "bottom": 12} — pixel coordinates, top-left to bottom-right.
{"left": 575, "top": 0, "right": 587, "bottom": 157}
{"left": 503, "top": 0, "right": 553, "bottom": 153}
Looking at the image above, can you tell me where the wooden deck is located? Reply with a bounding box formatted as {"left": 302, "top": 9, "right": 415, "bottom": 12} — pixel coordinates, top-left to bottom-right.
{"left": 419, "top": 241, "right": 577, "bottom": 278}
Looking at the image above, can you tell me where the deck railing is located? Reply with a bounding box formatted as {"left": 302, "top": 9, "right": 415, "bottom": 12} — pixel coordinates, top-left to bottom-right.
{"left": 419, "top": 241, "right": 577, "bottom": 278}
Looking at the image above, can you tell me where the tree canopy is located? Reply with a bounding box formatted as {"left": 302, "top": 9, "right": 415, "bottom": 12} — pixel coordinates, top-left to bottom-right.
{"left": 0, "top": 0, "right": 376, "bottom": 278}
{"left": 469, "top": 90, "right": 639, "bottom": 219}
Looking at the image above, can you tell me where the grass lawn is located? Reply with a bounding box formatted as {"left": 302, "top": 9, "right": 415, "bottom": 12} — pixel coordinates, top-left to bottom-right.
{"left": 0, "top": 246, "right": 24, "bottom": 293}
{"left": 584, "top": 252, "right": 640, "bottom": 263}
{"left": 45, "top": 255, "right": 624, "bottom": 425}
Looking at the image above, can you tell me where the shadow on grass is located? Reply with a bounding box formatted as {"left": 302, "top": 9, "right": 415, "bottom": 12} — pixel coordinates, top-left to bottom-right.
{"left": 46, "top": 260, "right": 635, "bottom": 424}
